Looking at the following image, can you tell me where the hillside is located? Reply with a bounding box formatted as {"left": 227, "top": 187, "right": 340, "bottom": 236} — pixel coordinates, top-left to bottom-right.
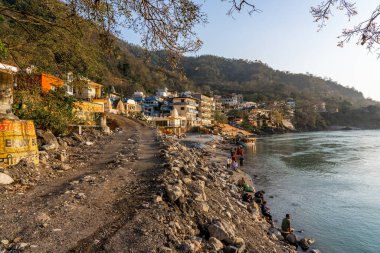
{"left": 0, "top": 0, "right": 194, "bottom": 96}
{"left": 2, "top": 0, "right": 380, "bottom": 130}
{"left": 180, "top": 55, "right": 376, "bottom": 108}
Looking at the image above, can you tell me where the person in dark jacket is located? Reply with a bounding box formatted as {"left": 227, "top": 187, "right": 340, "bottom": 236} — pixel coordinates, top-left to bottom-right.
{"left": 261, "top": 201, "right": 273, "bottom": 225}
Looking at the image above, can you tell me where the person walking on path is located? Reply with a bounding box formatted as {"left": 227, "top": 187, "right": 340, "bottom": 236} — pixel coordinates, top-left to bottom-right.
{"left": 226, "top": 156, "right": 232, "bottom": 169}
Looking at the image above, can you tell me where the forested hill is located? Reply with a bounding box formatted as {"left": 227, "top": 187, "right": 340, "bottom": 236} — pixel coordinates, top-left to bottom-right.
{"left": 180, "top": 55, "right": 376, "bottom": 108}
{"left": 1, "top": 0, "right": 377, "bottom": 111}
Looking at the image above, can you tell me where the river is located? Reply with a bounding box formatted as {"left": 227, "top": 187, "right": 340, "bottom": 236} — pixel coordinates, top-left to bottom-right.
{"left": 244, "top": 130, "right": 380, "bottom": 253}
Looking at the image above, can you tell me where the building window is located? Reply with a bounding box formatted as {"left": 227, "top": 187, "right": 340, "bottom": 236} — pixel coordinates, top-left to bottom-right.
{"left": 181, "top": 107, "right": 185, "bottom": 110}
{"left": 181, "top": 99, "right": 185, "bottom": 103}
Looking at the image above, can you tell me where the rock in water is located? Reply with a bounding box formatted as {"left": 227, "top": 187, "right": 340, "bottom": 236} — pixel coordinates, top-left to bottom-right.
{"left": 299, "top": 237, "right": 313, "bottom": 251}
{"left": 0, "top": 173, "right": 14, "bottom": 185}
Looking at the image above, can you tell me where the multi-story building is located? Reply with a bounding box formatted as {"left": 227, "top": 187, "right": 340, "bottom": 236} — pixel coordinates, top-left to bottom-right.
{"left": 142, "top": 97, "right": 162, "bottom": 117}
{"left": 173, "top": 97, "right": 199, "bottom": 126}
{"left": 216, "top": 93, "right": 244, "bottom": 108}
{"left": 192, "top": 93, "right": 215, "bottom": 125}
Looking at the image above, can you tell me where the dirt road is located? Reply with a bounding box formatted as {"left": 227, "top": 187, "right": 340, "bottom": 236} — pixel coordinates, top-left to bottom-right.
{"left": 0, "top": 115, "right": 166, "bottom": 252}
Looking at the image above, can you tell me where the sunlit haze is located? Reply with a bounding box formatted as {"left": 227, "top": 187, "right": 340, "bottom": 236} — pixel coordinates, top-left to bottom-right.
{"left": 121, "top": 0, "right": 380, "bottom": 101}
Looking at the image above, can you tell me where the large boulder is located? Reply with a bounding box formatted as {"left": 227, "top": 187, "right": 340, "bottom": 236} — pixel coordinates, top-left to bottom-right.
{"left": 286, "top": 233, "right": 297, "bottom": 246}
{"left": 0, "top": 173, "right": 14, "bottom": 185}
{"left": 208, "top": 220, "right": 236, "bottom": 244}
{"left": 36, "top": 130, "right": 59, "bottom": 151}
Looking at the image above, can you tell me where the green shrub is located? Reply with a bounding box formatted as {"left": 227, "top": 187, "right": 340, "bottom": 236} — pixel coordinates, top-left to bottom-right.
{"left": 13, "top": 88, "right": 77, "bottom": 135}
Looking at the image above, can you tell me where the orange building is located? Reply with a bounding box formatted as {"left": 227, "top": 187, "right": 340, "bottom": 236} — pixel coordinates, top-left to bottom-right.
{"left": 16, "top": 73, "right": 64, "bottom": 92}
{"left": 37, "top": 73, "right": 64, "bottom": 92}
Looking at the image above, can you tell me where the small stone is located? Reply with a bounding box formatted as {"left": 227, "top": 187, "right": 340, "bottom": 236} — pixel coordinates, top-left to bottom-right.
{"left": 85, "top": 141, "right": 94, "bottom": 146}
{"left": 1, "top": 239, "right": 9, "bottom": 245}
{"left": 159, "top": 246, "right": 173, "bottom": 253}
{"left": 209, "top": 237, "right": 224, "bottom": 251}
{"left": 13, "top": 237, "right": 22, "bottom": 243}
{"left": 154, "top": 195, "right": 163, "bottom": 203}
{"left": 36, "top": 212, "right": 50, "bottom": 223}
{"left": 0, "top": 173, "right": 14, "bottom": 185}
{"left": 18, "top": 242, "right": 29, "bottom": 249}
{"left": 202, "top": 203, "right": 209, "bottom": 213}
{"left": 224, "top": 245, "right": 238, "bottom": 253}
{"left": 75, "top": 193, "right": 86, "bottom": 199}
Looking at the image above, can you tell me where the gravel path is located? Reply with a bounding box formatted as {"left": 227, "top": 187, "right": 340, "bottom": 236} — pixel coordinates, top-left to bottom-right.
{"left": 0, "top": 115, "right": 164, "bottom": 253}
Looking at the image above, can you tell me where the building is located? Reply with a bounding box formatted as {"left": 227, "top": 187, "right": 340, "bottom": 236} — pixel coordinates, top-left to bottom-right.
{"left": 216, "top": 93, "right": 244, "bottom": 108}
{"left": 192, "top": 93, "right": 215, "bottom": 125}
{"left": 156, "top": 87, "right": 178, "bottom": 98}
{"left": 75, "top": 79, "right": 102, "bottom": 100}
{"left": 35, "top": 73, "right": 64, "bottom": 92}
{"left": 142, "top": 96, "right": 162, "bottom": 117}
{"left": 150, "top": 108, "right": 187, "bottom": 136}
{"left": 74, "top": 100, "right": 104, "bottom": 125}
{"left": 132, "top": 91, "right": 145, "bottom": 104}
{"left": 124, "top": 99, "right": 142, "bottom": 116}
{"left": 16, "top": 72, "right": 64, "bottom": 93}
{"left": 173, "top": 97, "right": 199, "bottom": 126}
{"left": 63, "top": 72, "right": 74, "bottom": 96}
{"left": 0, "top": 63, "right": 18, "bottom": 117}
{"left": 159, "top": 98, "right": 174, "bottom": 117}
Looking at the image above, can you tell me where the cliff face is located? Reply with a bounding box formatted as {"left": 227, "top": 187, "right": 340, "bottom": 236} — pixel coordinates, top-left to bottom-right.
{"left": 152, "top": 135, "right": 296, "bottom": 252}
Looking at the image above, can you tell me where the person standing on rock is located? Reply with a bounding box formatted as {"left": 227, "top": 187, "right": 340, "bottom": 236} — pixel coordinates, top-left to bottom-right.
{"left": 226, "top": 156, "right": 232, "bottom": 169}
{"left": 239, "top": 156, "right": 244, "bottom": 166}
{"left": 281, "top": 213, "right": 293, "bottom": 238}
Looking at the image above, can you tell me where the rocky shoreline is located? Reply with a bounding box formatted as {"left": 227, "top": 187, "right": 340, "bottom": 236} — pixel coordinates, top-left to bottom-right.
{"left": 155, "top": 133, "right": 302, "bottom": 252}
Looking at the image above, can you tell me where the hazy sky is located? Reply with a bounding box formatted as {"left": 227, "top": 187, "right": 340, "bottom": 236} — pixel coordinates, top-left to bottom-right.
{"left": 121, "top": 1, "right": 380, "bottom": 101}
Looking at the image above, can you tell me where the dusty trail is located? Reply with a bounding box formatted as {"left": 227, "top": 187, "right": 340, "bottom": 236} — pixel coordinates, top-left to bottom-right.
{"left": 0, "top": 115, "right": 164, "bottom": 253}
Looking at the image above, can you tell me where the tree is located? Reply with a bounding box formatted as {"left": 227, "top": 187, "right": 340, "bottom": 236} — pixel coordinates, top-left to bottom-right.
{"left": 311, "top": 1, "right": 380, "bottom": 54}
{"left": 0, "top": 0, "right": 258, "bottom": 66}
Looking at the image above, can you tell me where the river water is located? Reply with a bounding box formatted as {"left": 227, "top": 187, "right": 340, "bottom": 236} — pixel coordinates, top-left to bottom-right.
{"left": 244, "top": 130, "right": 380, "bottom": 253}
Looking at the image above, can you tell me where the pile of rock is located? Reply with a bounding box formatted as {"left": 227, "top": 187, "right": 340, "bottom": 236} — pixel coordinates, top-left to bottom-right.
{"left": 0, "top": 128, "right": 108, "bottom": 191}
{"left": 152, "top": 134, "right": 298, "bottom": 253}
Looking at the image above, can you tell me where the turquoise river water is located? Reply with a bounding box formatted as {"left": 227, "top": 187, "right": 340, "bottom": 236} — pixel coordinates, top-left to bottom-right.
{"left": 244, "top": 130, "right": 380, "bottom": 253}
